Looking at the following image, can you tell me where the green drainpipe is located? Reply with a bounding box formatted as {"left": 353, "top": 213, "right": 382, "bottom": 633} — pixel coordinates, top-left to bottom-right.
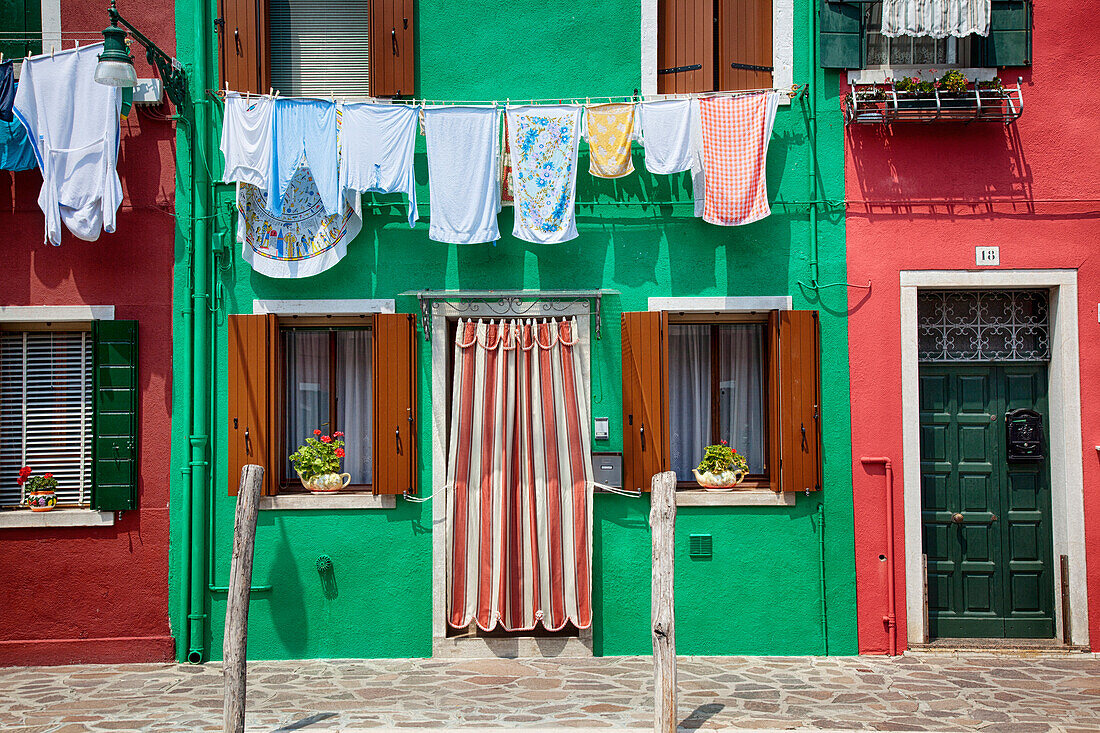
{"left": 187, "top": 0, "right": 214, "bottom": 665}
{"left": 174, "top": 109, "right": 195, "bottom": 663}
{"left": 807, "top": 0, "right": 822, "bottom": 290}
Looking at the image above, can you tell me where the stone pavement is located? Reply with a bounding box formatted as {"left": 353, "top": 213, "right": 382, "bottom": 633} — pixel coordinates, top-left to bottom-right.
{"left": 3, "top": 653, "right": 1100, "bottom": 732}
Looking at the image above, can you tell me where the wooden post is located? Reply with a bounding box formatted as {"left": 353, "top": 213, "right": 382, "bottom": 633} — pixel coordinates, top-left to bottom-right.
{"left": 223, "top": 465, "right": 264, "bottom": 733}
{"left": 651, "top": 470, "right": 677, "bottom": 733}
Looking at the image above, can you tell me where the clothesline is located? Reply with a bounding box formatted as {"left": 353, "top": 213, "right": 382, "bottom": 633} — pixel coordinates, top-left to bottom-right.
{"left": 208, "top": 84, "right": 804, "bottom": 108}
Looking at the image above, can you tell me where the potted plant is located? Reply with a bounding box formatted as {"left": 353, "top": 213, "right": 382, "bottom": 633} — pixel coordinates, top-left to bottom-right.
{"left": 937, "top": 69, "right": 972, "bottom": 109}
{"left": 289, "top": 429, "right": 350, "bottom": 494}
{"left": 20, "top": 467, "right": 57, "bottom": 512}
{"left": 692, "top": 442, "right": 750, "bottom": 492}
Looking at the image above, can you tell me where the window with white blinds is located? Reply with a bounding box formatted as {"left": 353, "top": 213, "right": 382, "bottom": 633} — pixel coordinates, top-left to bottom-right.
{"left": 269, "top": 0, "right": 371, "bottom": 96}
{"left": 0, "top": 331, "right": 93, "bottom": 507}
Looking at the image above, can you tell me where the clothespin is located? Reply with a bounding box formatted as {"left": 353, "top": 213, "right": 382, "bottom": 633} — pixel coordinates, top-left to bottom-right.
{"left": 75, "top": 40, "right": 80, "bottom": 49}
{"left": 50, "top": 45, "right": 55, "bottom": 58}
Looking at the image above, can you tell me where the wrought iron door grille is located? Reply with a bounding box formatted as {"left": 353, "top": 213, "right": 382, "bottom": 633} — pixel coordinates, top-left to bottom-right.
{"left": 917, "top": 289, "right": 1050, "bottom": 362}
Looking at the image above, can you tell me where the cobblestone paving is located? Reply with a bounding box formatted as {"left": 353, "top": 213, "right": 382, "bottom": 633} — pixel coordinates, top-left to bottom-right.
{"left": 3, "top": 654, "right": 1100, "bottom": 732}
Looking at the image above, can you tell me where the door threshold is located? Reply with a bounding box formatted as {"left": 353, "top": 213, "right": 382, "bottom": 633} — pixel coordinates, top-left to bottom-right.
{"left": 908, "top": 638, "right": 1090, "bottom": 655}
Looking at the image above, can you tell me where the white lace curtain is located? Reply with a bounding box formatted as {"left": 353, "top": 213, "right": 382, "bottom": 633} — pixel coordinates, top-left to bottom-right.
{"left": 881, "top": 0, "right": 991, "bottom": 38}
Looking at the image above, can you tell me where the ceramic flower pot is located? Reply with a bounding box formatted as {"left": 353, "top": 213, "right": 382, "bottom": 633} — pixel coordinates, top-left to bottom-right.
{"left": 692, "top": 468, "right": 746, "bottom": 492}
{"left": 27, "top": 490, "right": 57, "bottom": 512}
{"left": 298, "top": 472, "right": 351, "bottom": 494}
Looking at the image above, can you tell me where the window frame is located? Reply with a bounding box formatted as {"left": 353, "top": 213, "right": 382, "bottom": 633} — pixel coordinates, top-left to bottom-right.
{"left": 666, "top": 311, "right": 780, "bottom": 492}
{"left": 0, "top": 323, "right": 94, "bottom": 508}
{"left": 274, "top": 314, "right": 375, "bottom": 494}
{"left": 642, "top": 0, "right": 794, "bottom": 102}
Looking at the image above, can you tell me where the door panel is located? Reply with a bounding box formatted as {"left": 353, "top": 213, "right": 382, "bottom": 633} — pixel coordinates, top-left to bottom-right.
{"left": 919, "top": 364, "right": 1054, "bottom": 639}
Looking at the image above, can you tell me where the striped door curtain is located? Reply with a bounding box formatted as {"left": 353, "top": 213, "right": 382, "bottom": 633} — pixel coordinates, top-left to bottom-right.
{"left": 881, "top": 0, "right": 991, "bottom": 38}
{"left": 446, "top": 318, "right": 593, "bottom": 632}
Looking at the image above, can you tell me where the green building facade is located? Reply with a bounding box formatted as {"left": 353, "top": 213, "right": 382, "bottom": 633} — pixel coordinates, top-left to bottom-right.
{"left": 170, "top": 0, "right": 857, "bottom": 662}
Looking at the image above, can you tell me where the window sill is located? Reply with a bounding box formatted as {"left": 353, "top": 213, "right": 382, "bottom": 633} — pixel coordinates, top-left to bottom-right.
{"left": 0, "top": 509, "right": 116, "bottom": 529}
{"left": 675, "top": 490, "right": 795, "bottom": 507}
{"left": 258, "top": 493, "right": 396, "bottom": 511}
{"left": 847, "top": 66, "right": 997, "bottom": 86}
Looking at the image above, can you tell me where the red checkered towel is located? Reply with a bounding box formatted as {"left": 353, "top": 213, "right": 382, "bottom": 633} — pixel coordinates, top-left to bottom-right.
{"left": 699, "top": 92, "right": 781, "bottom": 226}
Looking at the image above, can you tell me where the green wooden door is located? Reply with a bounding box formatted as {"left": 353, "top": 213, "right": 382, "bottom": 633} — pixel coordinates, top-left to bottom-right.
{"left": 919, "top": 364, "right": 1054, "bottom": 639}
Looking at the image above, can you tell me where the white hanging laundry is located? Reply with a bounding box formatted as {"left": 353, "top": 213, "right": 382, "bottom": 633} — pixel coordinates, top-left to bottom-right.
{"left": 221, "top": 91, "right": 274, "bottom": 188}
{"left": 506, "top": 105, "right": 582, "bottom": 244}
{"left": 13, "top": 43, "right": 122, "bottom": 246}
{"left": 637, "top": 99, "right": 693, "bottom": 176}
{"left": 688, "top": 98, "right": 705, "bottom": 218}
{"left": 424, "top": 106, "right": 501, "bottom": 244}
{"left": 340, "top": 103, "right": 420, "bottom": 228}
{"left": 238, "top": 168, "right": 362, "bottom": 279}
{"left": 881, "top": 0, "right": 990, "bottom": 38}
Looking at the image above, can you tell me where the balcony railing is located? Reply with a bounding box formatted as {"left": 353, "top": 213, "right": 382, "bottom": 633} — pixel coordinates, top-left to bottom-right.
{"left": 844, "top": 79, "right": 1024, "bottom": 125}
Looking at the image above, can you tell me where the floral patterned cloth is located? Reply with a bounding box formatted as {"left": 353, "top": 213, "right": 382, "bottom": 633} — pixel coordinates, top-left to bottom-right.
{"left": 584, "top": 103, "right": 635, "bottom": 179}
{"left": 238, "top": 165, "right": 362, "bottom": 278}
{"left": 506, "top": 105, "right": 582, "bottom": 244}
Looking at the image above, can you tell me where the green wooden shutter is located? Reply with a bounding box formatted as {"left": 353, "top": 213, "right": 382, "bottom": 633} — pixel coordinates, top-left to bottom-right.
{"left": 91, "top": 320, "right": 139, "bottom": 511}
{"left": 0, "top": 0, "right": 42, "bottom": 61}
{"left": 977, "top": 0, "right": 1032, "bottom": 67}
{"left": 819, "top": 0, "right": 864, "bottom": 69}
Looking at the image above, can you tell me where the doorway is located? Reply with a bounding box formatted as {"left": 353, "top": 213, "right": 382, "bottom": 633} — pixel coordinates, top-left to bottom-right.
{"left": 919, "top": 363, "right": 1054, "bottom": 639}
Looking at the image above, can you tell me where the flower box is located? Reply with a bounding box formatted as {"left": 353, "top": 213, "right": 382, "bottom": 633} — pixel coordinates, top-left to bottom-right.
{"left": 844, "top": 76, "right": 1024, "bottom": 126}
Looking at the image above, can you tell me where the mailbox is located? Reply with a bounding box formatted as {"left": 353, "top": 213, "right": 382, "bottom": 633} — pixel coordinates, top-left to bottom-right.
{"left": 592, "top": 452, "right": 622, "bottom": 489}
{"left": 1005, "top": 408, "right": 1044, "bottom": 462}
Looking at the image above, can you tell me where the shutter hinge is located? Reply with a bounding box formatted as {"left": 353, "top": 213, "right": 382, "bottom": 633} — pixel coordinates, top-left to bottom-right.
{"left": 213, "top": 17, "right": 225, "bottom": 33}
{"left": 658, "top": 64, "right": 703, "bottom": 75}
{"left": 730, "top": 62, "right": 774, "bottom": 73}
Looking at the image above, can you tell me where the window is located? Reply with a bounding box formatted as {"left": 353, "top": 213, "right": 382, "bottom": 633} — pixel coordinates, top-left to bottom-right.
{"left": 0, "top": 330, "right": 92, "bottom": 507}
{"left": 668, "top": 321, "right": 769, "bottom": 483}
{"left": 658, "top": 0, "right": 774, "bottom": 93}
{"left": 621, "top": 310, "right": 821, "bottom": 494}
{"left": 864, "top": 3, "right": 970, "bottom": 67}
{"left": 282, "top": 327, "right": 374, "bottom": 488}
{"left": 227, "top": 312, "right": 416, "bottom": 497}
{"left": 0, "top": 319, "right": 139, "bottom": 512}
{"left": 219, "top": 0, "right": 415, "bottom": 97}
{"left": 269, "top": 0, "right": 370, "bottom": 96}
{"left": 820, "top": 0, "right": 1032, "bottom": 70}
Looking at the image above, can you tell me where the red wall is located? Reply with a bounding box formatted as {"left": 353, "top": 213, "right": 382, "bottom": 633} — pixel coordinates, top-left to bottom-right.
{"left": 0, "top": 0, "right": 176, "bottom": 665}
{"left": 846, "top": 0, "right": 1100, "bottom": 653}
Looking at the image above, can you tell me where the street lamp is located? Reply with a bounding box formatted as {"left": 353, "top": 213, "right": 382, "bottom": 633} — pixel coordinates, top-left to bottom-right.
{"left": 94, "top": 0, "right": 187, "bottom": 107}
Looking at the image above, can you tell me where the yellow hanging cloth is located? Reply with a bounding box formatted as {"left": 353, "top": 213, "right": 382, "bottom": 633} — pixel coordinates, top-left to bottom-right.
{"left": 584, "top": 103, "right": 635, "bottom": 179}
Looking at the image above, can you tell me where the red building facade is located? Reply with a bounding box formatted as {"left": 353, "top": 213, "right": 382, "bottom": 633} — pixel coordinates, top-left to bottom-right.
{"left": 843, "top": 0, "right": 1099, "bottom": 653}
{"left": 0, "top": 0, "right": 175, "bottom": 664}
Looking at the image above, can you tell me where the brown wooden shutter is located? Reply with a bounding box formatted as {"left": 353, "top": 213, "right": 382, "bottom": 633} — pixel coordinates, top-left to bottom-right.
{"left": 657, "top": 0, "right": 715, "bottom": 94}
{"left": 718, "top": 0, "right": 773, "bottom": 91}
{"left": 370, "top": 0, "right": 416, "bottom": 97}
{"left": 227, "top": 313, "right": 277, "bottom": 496}
{"left": 778, "top": 310, "right": 822, "bottom": 492}
{"left": 218, "top": 0, "right": 269, "bottom": 94}
{"left": 372, "top": 313, "right": 417, "bottom": 495}
{"left": 621, "top": 311, "right": 670, "bottom": 493}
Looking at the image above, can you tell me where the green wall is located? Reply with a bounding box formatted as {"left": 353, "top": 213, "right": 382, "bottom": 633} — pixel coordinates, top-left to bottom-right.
{"left": 172, "top": 0, "right": 857, "bottom": 660}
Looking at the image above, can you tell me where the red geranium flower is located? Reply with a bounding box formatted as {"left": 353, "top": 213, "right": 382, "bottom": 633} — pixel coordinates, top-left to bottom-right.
{"left": 320, "top": 435, "right": 332, "bottom": 443}
{"left": 44, "top": 473, "right": 53, "bottom": 479}
{"left": 335, "top": 447, "right": 345, "bottom": 458}
{"left": 333, "top": 431, "right": 344, "bottom": 438}
{"left": 313, "top": 429, "right": 322, "bottom": 436}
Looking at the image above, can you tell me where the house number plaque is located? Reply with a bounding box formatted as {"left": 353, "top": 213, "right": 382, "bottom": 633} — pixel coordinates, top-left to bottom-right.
{"left": 1005, "top": 408, "right": 1044, "bottom": 462}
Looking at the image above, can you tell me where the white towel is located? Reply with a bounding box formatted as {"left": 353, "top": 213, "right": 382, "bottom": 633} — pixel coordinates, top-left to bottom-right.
{"left": 341, "top": 103, "right": 420, "bottom": 228}
{"left": 424, "top": 107, "right": 501, "bottom": 244}
{"left": 221, "top": 92, "right": 274, "bottom": 189}
{"left": 506, "top": 105, "right": 582, "bottom": 244}
{"left": 638, "top": 99, "right": 694, "bottom": 176}
{"left": 13, "top": 44, "right": 122, "bottom": 245}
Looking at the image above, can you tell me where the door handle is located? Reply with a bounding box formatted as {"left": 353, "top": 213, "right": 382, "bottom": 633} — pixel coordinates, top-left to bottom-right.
{"left": 244, "top": 427, "right": 252, "bottom": 455}
{"left": 951, "top": 512, "right": 997, "bottom": 524}
{"left": 640, "top": 424, "right": 646, "bottom": 452}
{"left": 392, "top": 28, "right": 398, "bottom": 55}
{"left": 395, "top": 426, "right": 402, "bottom": 455}
{"left": 951, "top": 512, "right": 964, "bottom": 524}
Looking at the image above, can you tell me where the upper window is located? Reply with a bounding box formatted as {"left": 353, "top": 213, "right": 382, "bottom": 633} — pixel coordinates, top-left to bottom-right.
{"left": 0, "top": 0, "right": 41, "bottom": 61}
{"left": 865, "top": 4, "right": 971, "bottom": 67}
{"left": 668, "top": 322, "right": 769, "bottom": 483}
{"left": 0, "top": 330, "right": 93, "bottom": 507}
{"left": 219, "top": 0, "right": 415, "bottom": 97}
{"left": 282, "top": 327, "right": 374, "bottom": 489}
{"left": 657, "top": 0, "right": 774, "bottom": 93}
